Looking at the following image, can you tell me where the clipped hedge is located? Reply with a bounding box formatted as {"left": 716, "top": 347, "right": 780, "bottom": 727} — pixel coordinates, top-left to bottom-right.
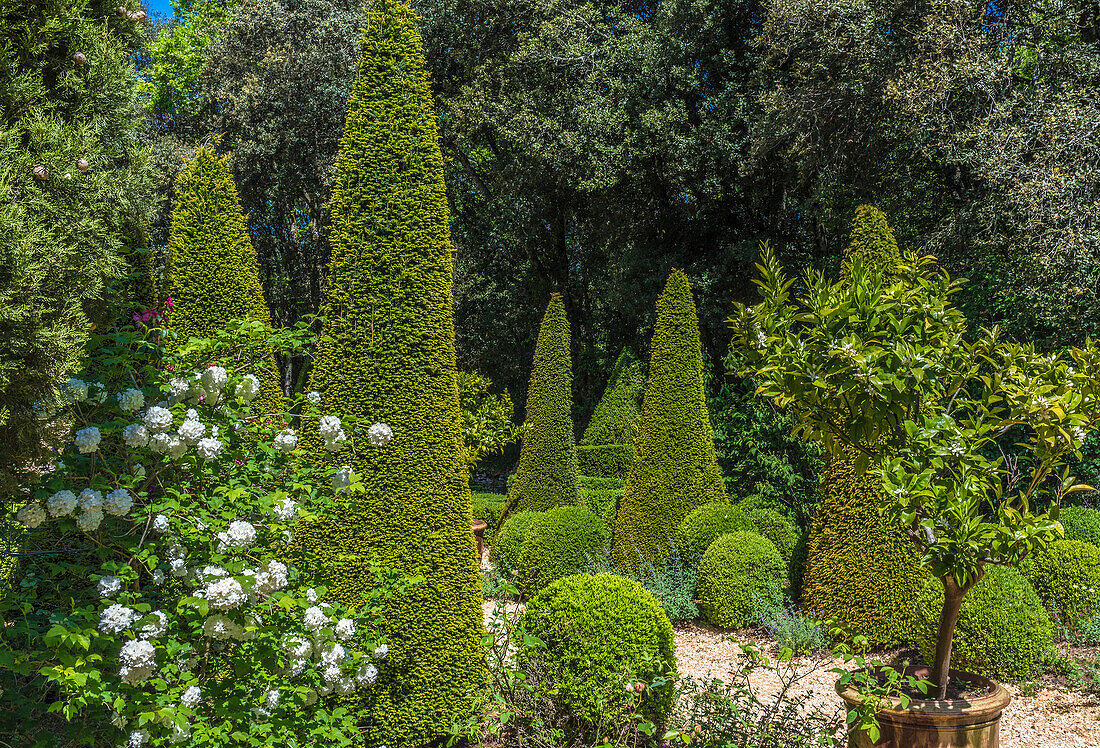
{"left": 912, "top": 567, "right": 1054, "bottom": 681}
{"left": 676, "top": 502, "right": 755, "bottom": 559}
{"left": 491, "top": 511, "right": 542, "bottom": 578}
{"left": 697, "top": 532, "right": 785, "bottom": 629}
{"left": 1060, "top": 506, "right": 1100, "bottom": 547}
{"left": 504, "top": 294, "right": 578, "bottom": 517}
{"left": 577, "top": 444, "right": 634, "bottom": 479}
{"left": 579, "top": 475, "right": 625, "bottom": 491}
{"left": 517, "top": 506, "right": 609, "bottom": 596}
{"left": 291, "top": 4, "right": 485, "bottom": 743}
{"left": 472, "top": 491, "right": 507, "bottom": 543}
{"left": 579, "top": 486, "right": 622, "bottom": 531}
{"left": 745, "top": 507, "right": 805, "bottom": 593}
{"left": 520, "top": 574, "right": 676, "bottom": 731}
{"left": 613, "top": 270, "right": 727, "bottom": 568}
{"left": 1021, "top": 539, "right": 1100, "bottom": 629}
{"left": 581, "top": 349, "right": 645, "bottom": 447}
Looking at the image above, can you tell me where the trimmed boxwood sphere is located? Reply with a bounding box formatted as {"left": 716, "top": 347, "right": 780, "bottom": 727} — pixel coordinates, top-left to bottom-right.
{"left": 677, "top": 502, "right": 755, "bottom": 558}
{"left": 520, "top": 573, "right": 677, "bottom": 730}
{"left": 491, "top": 511, "right": 541, "bottom": 578}
{"left": 912, "top": 566, "right": 1054, "bottom": 681}
{"left": 697, "top": 531, "right": 785, "bottom": 629}
{"left": 1020, "top": 539, "right": 1100, "bottom": 628}
{"left": 1060, "top": 506, "right": 1100, "bottom": 547}
{"left": 744, "top": 508, "right": 799, "bottom": 564}
{"left": 517, "top": 506, "right": 609, "bottom": 596}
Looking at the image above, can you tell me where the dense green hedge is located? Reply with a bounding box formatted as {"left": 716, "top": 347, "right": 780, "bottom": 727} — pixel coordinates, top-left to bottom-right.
{"left": 581, "top": 348, "right": 644, "bottom": 447}
{"left": 491, "top": 510, "right": 541, "bottom": 578}
{"left": 576, "top": 444, "right": 634, "bottom": 479}
{"left": 579, "top": 486, "right": 622, "bottom": 530}
{"left": 613, "top": 270, "right": 727, "bottom": 568}
{"left": 578, "top": 475, "right": 625, "bottom": 491}
{"left": 517, "top": 506, "right": 609, "bottom": 596}
{"left": 676, "top": 502, "right": 755, "bottom": 558}
{"left": 1060, "top": 506, "right": 1100, "bottom": 547}
{"left": 504, "top": 294, "right": 578, "bottom": 517}
{"left": 291, "top": 3, "right": 484, "bottom": 744}
{"left": 1021, "top": 539, "right": 1100, "bottom": 629}
{"left": 472, "top": 491, "right": 507, "bottom": 543}
{"left": 697, "top": 532, "right": 785, "bottom": 629}
{"left": 912, "top": 567, "right": 1054, "bottom": 681}
{"left": 520, "top": 574, "right": 676, "bottom": 731}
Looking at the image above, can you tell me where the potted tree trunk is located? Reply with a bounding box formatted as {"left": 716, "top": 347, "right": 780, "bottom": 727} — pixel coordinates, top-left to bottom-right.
{"left": 730, "top": 241, "right": 1100, "bottom": 747}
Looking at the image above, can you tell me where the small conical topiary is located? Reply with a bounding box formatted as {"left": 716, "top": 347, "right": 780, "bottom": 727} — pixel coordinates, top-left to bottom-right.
{"left": 581, "top": 349, "right": 644, "bottom": 447}
{"left": 290, "top": 2, "right": 484, "bottom": 744}
{"left": 802, "top": 205, "right": 923, "bottom": 646}
{"left": 612, "top": 270, "right": 727, "bottom": 567}
{"left": 164, "top": 147, "right": 281, "bottom": 413}
{"left": 504, "top": 293, "right": 578, "bottom": 517}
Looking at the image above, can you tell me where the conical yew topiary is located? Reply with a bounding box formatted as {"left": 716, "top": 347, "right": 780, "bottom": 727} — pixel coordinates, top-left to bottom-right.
{"left": 504, "top": 293, "right": 579, "bottom": 517}
{"left": 291, "top": 2, "right": 484, "bottom": 744}
{"left": 164, "top": 147, "right": 282, "bottom": 413}
{"left": 581, "top": 348, "right": 644, "bottom": 447}
{"left": 802, "top": 205, "right": 923, "bottom": 645}
{"left": 612, "top": 270, "right": 726, "bottom": 567}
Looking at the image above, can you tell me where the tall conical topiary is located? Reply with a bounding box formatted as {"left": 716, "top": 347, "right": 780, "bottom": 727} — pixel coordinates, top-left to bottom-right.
{"left": 802, "top": 205, "right": 923, "bottom": 646}
{"left": 503, "top": 294, "right": 578, "bottom": 517}
{"left": 612, "top": 270, "right": 727, "bottom": 567}
{"left": 578, "top": 349, "right": 644, "bottom": 478}
{"left": 291, "top": 2, "right": 484, "bottom": 744}
{"left": 164, "top": 147, "right": 281, "bottom": 413}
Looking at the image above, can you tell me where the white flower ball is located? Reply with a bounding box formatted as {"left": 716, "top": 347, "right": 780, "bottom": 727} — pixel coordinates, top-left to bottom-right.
{"left": 123, "top": 423, "right": 150, "bottom": 448}
{"left": 321, "top": 642, "right": 347, "bottom": 668}
{"left": 99, "top": 603, "right": 136, "bottom": 634}
{"left": 78, "top": 488, "right": 104, "bottom": 511}
{"left": 118, "top": 388, "right": 144, "bottom": 413}
{"left": 235, "top": 374, "right": 261, "bottom": 402}
{"left": 168, "top": 377, "right": 191, "bottom": 405}
{"left": 74, "top": 426, "right": 101, "bottom": 453}
{"left": 319, "top": 415, "right": 347, "bottom": 450}
{"left": 181, "top": 685, "right": 201, "bottom": 708}
{"left": 334, "top": 618, "right": 356, "bottom": 641}
{"left": 105, "top": 489, "right": 133, "bottom": 516}
{"left": 148, "top": 432, "right": 171, "bottom": 454}
{"left": 119, "top": 639, "right": 156, "bottom": 685}
{"left": 332, "top": 465, "right": 354, "bottom": 492}
{"left": 143, "top": 406, "right": 174, "bottom": 433}
{"left": 178, "top": 418, "right": 205, "bottom": 444}
{"left": 65, "top": 378, "right": 88, "bottom": 403}
{"left": 196, "top": 436, "right": 223, "bottom": 461}
{"left": 264, "top": 688, "right": 280, "bottom": 710}
{"left": 202, "top": 614, "right": 243, "bottom": 641}
{"left": 285, "top": 636, "right": 312, "bottom": 662}
{"left": 139, "top": 610, "right": 168, "bottom": 640}
{"left": 76, "top": 506, "right": 104, "bottom": 532}
{"left": 305, "top": 588, "right": 318, "bottom": 603}
{"left": 47, "top": 490, "right": 77, "bottom": 517}
{"left": 322, "top": 664, "right": 342, "bottom": 684}
{"left": 373, "top": 643, "right": 389, "bottom": 660}
{"left": 303, "top": 606, "right": 327, "bottom": 632}
{"left": 152, "top": 514, "right": 169, "bottom": 533}
{"left": 166, "top": 435, "right": 186, "bottom": 459}
{"left": 307, "top": 391, "right": 322, "bottom": 404}
{"left": 273, "top": 497, "right": 297, "bottom": 522}
{"left": 201, "top": 366, "right": 228, "bottom": 395}
{"left": 273, "top": 429, "right": 298, "bottom": 452}
{"left": 97, "top": 575, "right": 122, "bottom": 597}
{"left": 356, "top": 663, "right": 379, "bottom": 686}
{"left": 128, "top": 729, "right": 149, "bottom": 748}
{"left": 16, "top": 501, "right": 46, "bottom": 528}
{"left": 169, "top": 559, "right": 187, "bottom": 578}
{"left": 367, "top": 422, "right": 394, "bottom": 448}
{"left": 223, "top": 520, "right": 256, "bottom": 549}
{"left": 253, "top": 560, "right": 289, "bottom": 597}
{"left": 205, "top": 577, "right": 247, "bottom": 611}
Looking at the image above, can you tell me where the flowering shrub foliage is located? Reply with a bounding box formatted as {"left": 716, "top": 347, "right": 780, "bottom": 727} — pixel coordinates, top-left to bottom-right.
{"left": 0, "top": 318, "right": 414, "bottom": 747}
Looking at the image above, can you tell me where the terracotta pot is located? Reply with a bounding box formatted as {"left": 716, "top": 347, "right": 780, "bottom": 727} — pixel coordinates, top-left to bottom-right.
{"left": 835, "top": 667, "right": 1011, "bottom": 748}
{"left": 472, "top": 519, "right": 487, "bottom": 559}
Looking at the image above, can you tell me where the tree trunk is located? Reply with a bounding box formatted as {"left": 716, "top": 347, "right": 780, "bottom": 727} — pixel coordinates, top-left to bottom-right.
{"left": 931, "top": 575, "right": 966, "bottom": 699}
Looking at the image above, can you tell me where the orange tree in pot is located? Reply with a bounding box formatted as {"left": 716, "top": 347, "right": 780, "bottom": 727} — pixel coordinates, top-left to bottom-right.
{"left": 728, "top": 243, "right": 1100, "bottom": 740}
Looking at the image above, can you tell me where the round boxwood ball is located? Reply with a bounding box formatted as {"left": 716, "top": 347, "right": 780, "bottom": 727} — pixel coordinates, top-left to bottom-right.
{"left": 743, "top": 507, "right": 799, "bottom": 564}
{"left": 697, "top": 531, "right": 785, "bottom": 629}
{"left": 677, "top": 502, "right": 755, "bottom": 558}
{"left": 490, "top": 511, "right": 541, "bottom": 578}
{"left": 912, "top": 566, "right": 1053, "bottom": 681}
{"left": 1020, "top": 539, "right": 1100, "bottom": 628}
{"left": 1060, "top": 506, "right": 1100, "bottom": 547}
{"left": 517, "top": 505, "right": 609, "bottom": 596}
{"left": 520, "top": 573, "right": 676, "bottom": 729}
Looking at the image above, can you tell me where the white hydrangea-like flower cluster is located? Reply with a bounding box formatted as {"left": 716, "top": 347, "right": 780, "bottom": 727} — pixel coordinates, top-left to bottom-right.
{"left": 196, "top": 436, "right": 223, "bottom": 461}
{"left": 100, "top": 604, "right": 136, "bottom": 634}
{"left": 356, "top": 663, "right": 379, "bottom": 686}
{"left": 334, "top": 618, "right": 356, "bottom": 641}
{"left": 128, "top": 729, "right": 149, "bottom": 748}
{"left": 181, "top": 685, "right": 201, "bottom": 708}
{"left": 168, "top": 377, "right": 192, "bottom": 405}
{"left": 252, "top": 560, "right": 289, "bottom": 598}
{"left": 77, "top": 506, "right": 104, "bottom": 532}
{"left": 66, "top": 378, "right": 89, "bottom": 403}
{"left": 235, "top": 374, "right": 260, "bottom": 402}
{"left": 374, "top": 643, "right": 388, "bottom": 660}
{"left": 205, "top": 577, "right": 247, "bottom": 611}
{"left": 47, "top": 490, "right": 77, "bottom": 517}
{"left": 217, "top": 520, "right": 256, "bottom": 552}
{"left": 119, "top": 639, "right": 156, "bottom": 685}
{"left": 319, "top": 415, "right": 347, "bottom": 451}
{"left": 303, "top": 606, "right": 327, "bottom": 633}
{"left": 166, "top": 542, "right": 187, "bottom": 578}
{"left": 273, "top": 497, "right": 297, "bottom": 522}
{"left": 178, "top": 415, "right": 205, "bottom": 444}
{"left": 74, "top": 426, "right": 102, "bottom": 453}
{"left": 200, "top": 366, "right": 228, "bottom": 404}
{"left": 123, "top": 423, "right": 150, "bottom": 448}
{"left": 152, "top": 514, "right": 170, "bottom": 533}
{"left": 307, "top": 391, "right": 322, "bottom": 404}
{"left": 143, "top": 406, "right": 174, "bottom": 433}
{"left": 332, "top": 465, "right": 355, "bottom": 492}
{"left": 273, "top": 429, "right": 298, "bottom": 452}
{"left": 118, "top": 388, "right": 144, "bottom": 413}
{"left": 203, "top": 614, "right": 244, "bottom": 641}
{"left": 139, "top": 610, "right": 168, "bottom": 640}
{"left": 98, "top": 575, "right": 122, "bottom": 597}
{"left": 79, "top": 488, "right": 103, "bottom": 511}
{"left": 367, "top": 422, "right": 394, "bottom": 448}
{"left": 16, "top": 501, "right": 45, "bottom": 528}
{"left": 105, "top": 489, "right": 133, "bottom": 516}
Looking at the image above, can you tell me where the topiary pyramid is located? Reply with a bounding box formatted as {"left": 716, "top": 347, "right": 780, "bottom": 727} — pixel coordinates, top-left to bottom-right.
{"left": 290, "top": 2, "right": 484, "bottom": 743}
{"left": 578, "top": 349, "right": 644, "bottom": 478}
{"left": 612, "top": 270, "right": 727, "bottom": 567}
{"left": 164, "top": 147, "right": 281, "bottom": 414}
{"left": 802, "top": 205, "right": 923, "bottom": 646}
{"left": 503, "top": 293, "right": 579, "bottom": 517}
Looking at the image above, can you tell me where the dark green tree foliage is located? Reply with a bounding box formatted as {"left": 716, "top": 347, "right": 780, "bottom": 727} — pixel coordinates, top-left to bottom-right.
{"left": 504, "top": 294, "right": 579, "bottom": 516}
{"left": 0, "top": 0, "right": 153, "bottom": 487}
{"left": 293, "top": 2, "right": 484, "bottom": 743}
{"left": 582, "top": 349, "right": 644, "bottom": 446}
{"left": 613, "top": 270, "right": 727, "bottom": 566}
{"left": 164, "top": 147, "right": 281, "bottom": 411}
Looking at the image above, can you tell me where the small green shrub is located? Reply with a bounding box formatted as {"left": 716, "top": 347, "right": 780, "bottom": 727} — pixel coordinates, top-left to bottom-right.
{"left": 577, "top": 444, "right": 634, "bottom": 479}
{"left": 1021, "top": 539, "right": 1100, "bottom": 630}
{"left": 752, "top": 593, "right": 829, "bottom": 655}
{"left": 737, "top": 493, "right": 798, "bottom": 522}
{"left": 743, "top": 508, "right": 799, "bottom": 564}
{"left": 1060, "top": 506, "right": 1100, "bottom": 547}
{"left": 579, "top": 487, "right": 622, "bottom": 528}
{"left": 676, "top": 502, "right": 755, "bottom": 559}
{"left": 520, "top": 574, "right": 677, "bottom": 729}
{"left": 491, "top": 511, "right": 542, "bottom": 578}
{"left": 518, "top": 506, "right": 609, "bottom": 596}
{"left": 697, "top": 532, "right": 785, "bottom": 629}
{"left": 578, "top": 475, "right": 625, "bottom": 491}
{"left": 472, "top": 491, "right": 508, "bottom": 543}
{"left": 912, "top": 566, "right": 1054, "bottom": 681}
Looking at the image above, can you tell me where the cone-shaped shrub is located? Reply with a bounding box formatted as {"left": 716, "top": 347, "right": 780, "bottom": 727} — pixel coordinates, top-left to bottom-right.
{"left": 582, "top": 349, "right": 644, "bottom": 446}
{"left": 164, "top": 147, "right": 281, "bottom": 413}
{"left": 291, "top": 2, "right": 484, "bottom": 744}
{"left": 504, "top": 294, "right": 578, "bottom": 516}
{"left": 802, "top": 206, "right": 922, "bottom": 645}
{"left": 612, "top": 270, "right": 727, "bottom": 567}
